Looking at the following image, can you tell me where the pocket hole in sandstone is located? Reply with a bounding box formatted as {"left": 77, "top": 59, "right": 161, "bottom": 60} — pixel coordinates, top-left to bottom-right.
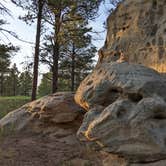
{"left": 98, "top": 69, "right": 103, "bottom": 74}
{"left": 128, "top": 93, "right": 143, "bottom": 102}
{"left": 86, "top": 80, "right": 93, "bottom": 86}
{"left": 152, "top": 0, "right": 157, "bottom": 9}
{"left": 100, "top": 88, "right": 122, "bottom": 107}
{"left": 153, "top": 114, "right": 166, "bottom": 120}
{"left": 117, "top": 109, "right": 127, "bottom": 118}
{"left": 164, "top": 29, "right": 166, "bottom": 33}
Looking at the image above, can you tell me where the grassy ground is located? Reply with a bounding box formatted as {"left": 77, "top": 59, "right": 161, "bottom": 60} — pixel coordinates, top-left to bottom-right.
{"left": 0, "top": 96, "right": 30, "bottom": 119}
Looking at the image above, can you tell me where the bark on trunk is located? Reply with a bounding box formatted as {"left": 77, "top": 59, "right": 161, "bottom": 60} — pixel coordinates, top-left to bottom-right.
{"left": 52, "top": 42, "right": 59, "bottom": 93}
{"left": 71, "top": 44, "right": 75, "bottom": 91}
{"left": 13, "top": 74, "right": 16, "bottom": 96}
{"left": 31, "top": 0, "right": 43, "bottom": 101}
{"left": 52, "top": 12, "right": 61, "bottom": 93}
{"left": 0, "top": 73, "right": 4, "bottom": 96}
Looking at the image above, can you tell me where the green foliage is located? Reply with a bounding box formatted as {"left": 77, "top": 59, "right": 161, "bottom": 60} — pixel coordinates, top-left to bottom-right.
{"left": 40, "top": 0, "right": 100, "bottom": 92}
{"left": 3, "top": 63, "right": 20, "bottom": 96}
{"left": 38, "top": 72, "right": 52, "bottom": 96}
{"left": 38, "top": 71, "right": 73, "bottom": 97}
{"left": 0, "top": 60, "right": 32, "bottom": 97}
{"left": 19, "top": 71, "right": 32, "bottom": 96}
{"left": 0, "top": 96, "right": 30, "bottom": 119}
{"left": 0, "top": 44, "right": 18, "bottom": 73}
{"left": 0, "top": 44, "right": 19, "bottom": 96}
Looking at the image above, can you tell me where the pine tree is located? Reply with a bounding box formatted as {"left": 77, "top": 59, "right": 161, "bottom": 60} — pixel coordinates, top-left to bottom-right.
{"left": 38, "top": 72, "right": 52, "bottom": 96}
{"left": 4, "top": 63, "right": 20, "bottom": 96}
{"left": 40, "top": 0, "right": 102, "bottom": 92}
{"left": 12, "top": 0, "right": 46, "bottom": 100}
{"left": 0, "top": 44, "right": 18, "bottom": 96}
{"left": 19, "top": 71, "right": 32, "bottom": 96}
{"left": 59, "top": 18, "right": 97, "bottom": 91}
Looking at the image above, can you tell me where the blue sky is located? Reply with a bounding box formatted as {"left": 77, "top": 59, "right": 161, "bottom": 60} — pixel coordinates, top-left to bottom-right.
{"left": 0, "top": 0, "right": 112, "bottom": 75}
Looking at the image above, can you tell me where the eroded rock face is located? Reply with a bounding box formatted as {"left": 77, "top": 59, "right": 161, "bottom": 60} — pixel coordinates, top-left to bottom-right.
{"left": 100, "top": 0, "right": 166, "bottom": 73}
{"left": 75, "top": 62, "right": 166, "bottom": 163}
{"left": 75, "top": 1, "right": 166, "bottom": 164}
{"left": 0, "top": 92, "right": 106, "bottom": 166}
{"left": 75, "top": 3, "right": 166, "bottom": 161}
{"left": 75, "top": 62, "right": 166, "bottom": 110}
{"left": 0, "top": 92, "right": 83, "bottom": 134}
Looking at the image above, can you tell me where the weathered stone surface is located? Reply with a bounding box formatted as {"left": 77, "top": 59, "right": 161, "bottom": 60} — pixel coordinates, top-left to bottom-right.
{"left": 130, "top": 160, "right": 166, "bottom": 166}
{"left": 75, "top": 62, "right": 166, "bottom": 110}
{"left": 0, "top": 92, "right": 106, "bottom": 166}
{"left": 74, "top": 0, "right": 166, "bottom": 162}
{"left": 102, "top": 154, "right": 128, "bottom": 166}
{"left": 0, "top": 92, "right": 83, "bottom": 134}
{"left": 100, "top": 0, "right": 166, "bottom": 73}
{"left": 75, "top": 62, "right": 166, "bottom": 164}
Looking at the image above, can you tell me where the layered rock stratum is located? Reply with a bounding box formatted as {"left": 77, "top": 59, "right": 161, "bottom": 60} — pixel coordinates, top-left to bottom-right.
{"left": 0, "top": 92, "right": 104, "bottom": 165}
{"left": 99, "top": 0, "right": 166, "bottom": 73}
{"left": 74, "top": 0, "right": 166, "bottom": 165}
{"left": 75, "top": 62, "right": 166, "bottom": 165}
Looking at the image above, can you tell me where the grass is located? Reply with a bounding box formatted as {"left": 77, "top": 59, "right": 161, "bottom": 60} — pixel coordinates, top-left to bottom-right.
{"left": 0, "top": 96, "right": 30, "bottom": 119}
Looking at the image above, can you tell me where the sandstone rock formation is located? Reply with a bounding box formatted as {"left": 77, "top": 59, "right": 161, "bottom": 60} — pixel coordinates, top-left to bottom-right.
{"left": 0, "top": 92, "right": 83, "bottom": 134}
{"left": 99, "top": 0, "right": 166, "bottom": 73}
{"left": 75, "top": 62, "right": 166, "bottom": 111}
{"left": 0, "top": 92, "right": 108, "bottom": 165}
{"left": 74, "top": 3, "right": 166, "bottom": 163}
{"left": 75, "top": 61, "right": 166, "bottom": 165}
{"left": 75, "top": 0, "right": 166, "bottom": 162}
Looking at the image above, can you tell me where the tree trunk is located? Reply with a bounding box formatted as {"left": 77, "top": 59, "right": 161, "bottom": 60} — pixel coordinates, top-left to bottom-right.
{"left": 0, "top": 73, "right": 4, "bottom": 96}
{"left": 52, "top": 42, "right": 59, "bottom": 93}
{"left": 31, "top": 0, "right": 43, "bottom": 101}
{"left": 13, "top": 74, "right": 16, "bottom": 96}
{"left": 71, "top": 44, "right": 75, "bottom": 91}
{"left": 52, "top": 12, "right": 61, "bottom": 93}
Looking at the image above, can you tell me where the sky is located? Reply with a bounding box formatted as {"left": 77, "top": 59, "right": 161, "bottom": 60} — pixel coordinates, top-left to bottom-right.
{"left": 0, "top": 0, "right": 112, "bottom": 75}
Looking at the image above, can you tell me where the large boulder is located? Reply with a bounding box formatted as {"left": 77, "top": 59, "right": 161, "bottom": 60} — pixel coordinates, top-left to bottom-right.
{"left": 0, "top": 92, "right": 107, "bottom": 166}
{"left": 75, "top": 62, "right": 166, "bottom": 110}
{"left": 0, "top": 92, "right": 83, "bottom": 135}
{"left": 75, "top": 62, "right": 166, "bottom": 164}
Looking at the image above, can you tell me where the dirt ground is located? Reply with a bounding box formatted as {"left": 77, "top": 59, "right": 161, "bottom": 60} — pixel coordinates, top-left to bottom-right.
{"left": 0, "top": 127, "right": 104, "bottom": 166}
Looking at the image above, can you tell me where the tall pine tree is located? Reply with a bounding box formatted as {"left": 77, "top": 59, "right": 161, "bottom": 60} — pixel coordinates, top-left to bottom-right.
{"left": 40, "top": 0, "right": 102, "bottom": 92}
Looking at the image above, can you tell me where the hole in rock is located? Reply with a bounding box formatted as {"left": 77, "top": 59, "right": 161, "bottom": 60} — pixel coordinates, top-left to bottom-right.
{"left": 86, "top": 80, "right": 93, "bottom": 86}
{"left": 122, "top": 27, "right": 126, "bottom": 31}
{"left": 152, "top": 0, "right": 157, "bottom": 9}
{"left": 117, "top": 109, "right": 127, "bottom": 118}
{"left": 128, "top": 93, "right": 143, "bottom": 102}
{"left": 113, "top": 53, "right": 117, "bottom": 57}
{"left": 153, "top": 114, "right": 166, "bottom": 120}
{"left": 164, "top": 138, "right": 166, "bottom": 145}
{"left": 100, "top": 88, "right": 122, "bottom": 107}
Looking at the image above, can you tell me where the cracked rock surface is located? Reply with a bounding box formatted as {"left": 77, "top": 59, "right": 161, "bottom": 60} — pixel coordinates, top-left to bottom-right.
{"left": 75, "top": 62, "right": 166, "bottom": 165}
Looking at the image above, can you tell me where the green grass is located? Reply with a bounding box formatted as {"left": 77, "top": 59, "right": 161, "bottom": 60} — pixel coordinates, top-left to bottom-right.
{"left": 0, "top": 96, "right": 30, "bottom": 119}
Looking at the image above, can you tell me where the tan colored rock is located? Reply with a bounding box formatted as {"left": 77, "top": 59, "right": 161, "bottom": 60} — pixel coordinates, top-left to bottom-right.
{"left": 0, "top": 92, "right": 83, "bottom": 134}
{"left": 75, "top": 62, "right": 166, "bottom": 163}
{"left": 103, "top": 154, "right": 128, "bottom": 166}
{"left": 74, "top": 1, "right": 166, "bottom": 162}
{"left": 75, "top": 62, "right": 166, "bottom": 110}
{"left": 75, "top": 0, "right": 166, "bottom": 165}
{"left": 101, "top": 0, "right": 166, "bottom": 73}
